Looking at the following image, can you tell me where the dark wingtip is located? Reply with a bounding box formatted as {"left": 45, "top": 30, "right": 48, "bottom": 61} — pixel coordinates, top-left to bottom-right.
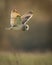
{"left": 28, "top": 11, "right": 33, "bottom": 14}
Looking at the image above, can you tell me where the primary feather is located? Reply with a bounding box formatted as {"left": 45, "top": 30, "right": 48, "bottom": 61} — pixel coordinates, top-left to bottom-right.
{"left": 21, "top": 11, "right": 33, "bottom": 24}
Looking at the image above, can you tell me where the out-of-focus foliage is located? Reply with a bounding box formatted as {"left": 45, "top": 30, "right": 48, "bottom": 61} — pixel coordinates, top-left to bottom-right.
{"left": 0, "top": 0, "right": 52, "bottom": 51}
{"left": 0, "top": 52, "right": 52, "bottom": 65}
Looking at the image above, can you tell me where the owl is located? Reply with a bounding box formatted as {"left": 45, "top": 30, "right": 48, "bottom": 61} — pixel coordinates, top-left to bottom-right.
{"left": 6, "top": 9, "right": 33, "bottom": 31}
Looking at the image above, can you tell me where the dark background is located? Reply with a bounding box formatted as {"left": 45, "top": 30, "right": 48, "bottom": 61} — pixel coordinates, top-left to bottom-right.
{"left": 0, "top": 0, "right": 52, "bottom": 52}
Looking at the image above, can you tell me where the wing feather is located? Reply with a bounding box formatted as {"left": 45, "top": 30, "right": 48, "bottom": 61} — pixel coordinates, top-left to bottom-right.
{"left": 21, "top": 11, "right": 33, "bottom": 24}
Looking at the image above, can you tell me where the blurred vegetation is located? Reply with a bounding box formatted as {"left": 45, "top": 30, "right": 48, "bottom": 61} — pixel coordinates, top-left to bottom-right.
{"left": 0, "top": 52, "right": 52, "bottom": 65}
{"left": 0, "top": 0, "right": 52, "bottom": 52}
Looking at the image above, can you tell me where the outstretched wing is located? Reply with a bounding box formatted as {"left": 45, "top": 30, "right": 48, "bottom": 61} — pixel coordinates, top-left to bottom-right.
{"left": 21, "top": 11, "right": 33, "bottom": 24}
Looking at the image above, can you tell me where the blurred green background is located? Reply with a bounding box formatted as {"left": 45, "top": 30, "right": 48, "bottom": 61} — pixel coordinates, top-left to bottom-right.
{"left": 0, "top": 0, "right": 52, "bottom": 52}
